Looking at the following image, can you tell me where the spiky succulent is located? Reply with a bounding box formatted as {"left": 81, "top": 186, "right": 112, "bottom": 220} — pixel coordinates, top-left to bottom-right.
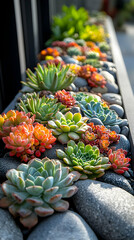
{"left": 56, "top": 140, "right": 111, "bottom": 179}
{"left": 18, "top": 92, "right": 70, "bottom": 124}
{"left": 21, "top": 63, "right": 75, "bottom": 92}
{"left": 0, "top": 110, "right": 35, "bottom": 138}
{"left": 48, "top": 112, "right": 89, "bottom": 144}
{"left": 108, "top": 149, "right": 131, "bottom": 174}
{"left": 0, "top": 158, "right": 78, "bottom": 228}
{"left": 78, "top": 100, "right": 123, "bottom": 127}
{"left": 67, "top": 47, "right": 82, "bottom": 56}
{"left": 86, "top": 51, "right": 100, "bottom": 59}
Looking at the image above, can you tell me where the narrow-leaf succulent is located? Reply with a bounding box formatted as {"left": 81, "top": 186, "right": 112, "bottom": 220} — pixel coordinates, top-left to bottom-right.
{"left": 48, "top": 111, "right": 89, "bottom": 144}
{"left": 0, "top": 158, "right": 78, "bottom": 228}
{"left": 21, "top": 63, "right": 75, "bottom": 93}
{"left": 56, "top": 140, "right": 111, "bottom": 179}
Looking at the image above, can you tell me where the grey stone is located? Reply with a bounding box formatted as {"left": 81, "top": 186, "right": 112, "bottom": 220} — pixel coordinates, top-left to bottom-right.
{"left": 102, "top": 93, "right": 122, "bottom": 105}
{"left": 69, "top": 83, "right": 77, "bottom": 92}
{"left": 123, "top": 171, "right": 131, "bottom": 179}
{"left": 27, "top": 211, "right": 98, "bottom": 240}
{"left": 121, "top": 126, "right": 129, "bottom": 137}
{"left": 98, "top": 170, "right": 133, "bottom": 194}
{"left": 106, "top": 82, "right": 119, "bottom": 93}
{"left": 70, "top": 106, "right": 81, "bottom": 114}
{"left": 111, "top": 134, "right": 130, "bottom": 152}
{"left": 0, "top": 156, "right": 20, "bottom": 183}
{"left": 61, "top": 56, "right": 79, "bottom": 64}
{"left": 89, "top": 118, "right": 103, "bottom": 125}
{"left": 119, "top": 119, "right": 128, "bottom": 127}
{"left": 91, "top": 86, "right": 108, "bottom": 94}
{"left": 0, "top": 209, "right": 23, "bottom": 240}
{"left": 42, "top": 143, "right": 65, "bottom": 159}
{"left": 73, "top": 180, "right": 134, "bottom": 240}
{"left": 110, "top": 125, "right": 121, "bottom": 134}
{"left": 101, "top": 62, "right": 115, "bottom": 69}
{"left": 74, "top": 77, "right": 88, "bottom": 88}
{"left": 100, "top": 70, "right": 115, "bottom": 83}
{"left": 109, "top": 104, "right": 124, "bottom": 118}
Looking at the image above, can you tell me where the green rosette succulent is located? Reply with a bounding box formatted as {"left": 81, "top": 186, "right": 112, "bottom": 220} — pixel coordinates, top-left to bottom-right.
{"left": 86, "top": 51, "right": 100, "bottom": 59}
{"left": 74, "top": 92, "right": 99, "bottom": 103}
{"left": 78, "top": 100, "right": 123, "bottom": 127}
{"left": 0, "top": 158, "right": 79, "bottom": 228}
{"left": 21, "top": 63, "right": 75, "bottom": 92}
{"left": 48, "top": 111, "right": 89, "bottom": 144}
{"left": 18, "top": 92, "right": 70, "bottom": 124}
{"left": 67, "top": 47, "right": 82, "bottom": 56}
{"left": 99, "top": 42, "right": 110, "bottom": 52}
{"left": 83, "top": 59, "right": 101, "bottom": 68}
{"left": 56, "top": 140, "right": 111, "bottom": 179}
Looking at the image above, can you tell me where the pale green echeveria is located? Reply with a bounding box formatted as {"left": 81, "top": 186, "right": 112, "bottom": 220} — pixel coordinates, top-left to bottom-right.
{"left": 0, "top": 158, "right": 79, "bottom": 228}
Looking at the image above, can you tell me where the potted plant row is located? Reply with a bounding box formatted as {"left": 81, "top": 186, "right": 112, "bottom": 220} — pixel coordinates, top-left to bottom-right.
{"left": 0, "top": 5, "right": 134, "bottom": 240}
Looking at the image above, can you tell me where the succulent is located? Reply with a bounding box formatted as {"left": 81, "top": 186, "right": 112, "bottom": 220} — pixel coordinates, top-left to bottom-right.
{"left": 39, "top": 47, "right": 60, "bottom": 60}
{"left": 45, "top": 59, "right": 65, "bottom": 67}
{"left": 56, "top": 140, "right": 111, "bottom": 179}
{"left": 18, "top": 92, "right": 70, "bottom": 124}
{"left": 99, "top": 42, "right": 110, "bottom": 52}
{"left": 88, "top": 72, "right": 106, "bottom": 88}
{"left": 55, "top": 89, "right": 76, "bottom": 107}
{"left": 79, "top": 24, "right": 106, "bottom": 42}
{"left": 78, "top": 100, "right": 123, "bottom": 127}
{"left": 78, "top": 65, "right": 97, "bottom": 79}
{"left": 0, "top": 158, "right": 78, "bottom": 228}
{"left": 108, "top": 149, "right": 131, "bottom": 174}
{"left": 74, "top": 92, "right": 99, "bottom": 103}
{"left": 21, "top": 63, "right": 75, "bottom": 92}
{"left": 0, "top": 110, "right": 35, "bottom": 138}
{"left": 48, "top": 111, "right": 89, "bottom": 144}
{"left": 2, "top": 122, "right": 56, "bottom": 162}
{"left": 75, "top": 39, "right": 86, "bottom": 46}
{"left": 67, "top": 47, "right": 82, "bottom": 56}
{"left": 52, "top": 41, "right": 67, "bottom": 49}
{"left": 86, "top": 51, "right": 100, "bottom": 59}
{"left": 82, "top": 122, "right": 120, "bottom": 154}
{"left": 63, "top": 38, "right": 76, "bottom": 43}
{"left": 83, "top": 59, "right": 101, "bottom": 68}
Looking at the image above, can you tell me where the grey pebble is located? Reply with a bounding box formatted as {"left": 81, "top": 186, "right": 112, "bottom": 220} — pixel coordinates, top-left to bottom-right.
{"left": 121, "top": 126, "right": 129, "bottom": 137}
{"left": 102, "top": 93, "right": 122, "bottom": 105}
{"left": 109, "top": 104, "right": 124, "bottom": 118}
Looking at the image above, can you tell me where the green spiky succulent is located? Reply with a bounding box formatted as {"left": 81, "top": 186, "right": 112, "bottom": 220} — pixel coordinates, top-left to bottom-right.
{"left": 78, "top": 100, "right": 123, "bottom": 127}
{"left": 48, "top": 111, "right": 89, "bottom": 144}
{"left": 0, "top": 158, "right": 79, "bottom": 228}
{"left": 21, "top": 63, "right": 75, "bottom": 92}
{"left": 86, "top": 51, "right": 100, "bottom": 59}
{"left": 67, "top": 47, "right": 82, "bottom": 56}
{"left": 18, "top": 92, "right": 70, "bottom": 124}
{"left": 56, "top": 140, "right": 111, "bottom": 179}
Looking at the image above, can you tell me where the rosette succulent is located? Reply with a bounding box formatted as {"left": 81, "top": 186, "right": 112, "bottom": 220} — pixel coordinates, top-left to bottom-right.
{"left": 55, "top": 89, "right": 76, "bottom": 107}
{"left": 21, "top": 63, "right": 75, "bottom": 92}
{"left": 78, "top": 100, "right": 123, "bottom": 127}
{"left": 0, "top": 110, "right": 35, "bottom": 138}
{"left": 18, "top": 92, "right": 69, "bottom": 124}
{"left": 67, "top": 47, "right": 82, "bottom": 56}
{"left": 108, "top": 149, "right": 131, "bottom": 174}
{"left": 39, "top": 47, "right": 60, "bottom": 60}
{"left": 88, "top": 72, "right": 106, "bottom": 88}
{"left": 86, "top": 51, "right": 100, "bottom": 59}
{"left": 83, "top": 59, "right": 101, "bottom": 68}
{"left": 0, "top": 158, "right": 78, "bottom": 228}
{"left": 99, "top": 42, "right": 110, "bottom": 52}
{"left": 48, "top": 112, "right": 89, "bottom": 144}
{"left": 56, "top": 140, "right": 111, "bottom": 179}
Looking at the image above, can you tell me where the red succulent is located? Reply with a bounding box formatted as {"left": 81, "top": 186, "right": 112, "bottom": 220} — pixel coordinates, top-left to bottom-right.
{"left": 88, "top": 72, "right": 106, "bottom": 88}
{"left": 55, "top": 89, "right": 76, "bottom": 107}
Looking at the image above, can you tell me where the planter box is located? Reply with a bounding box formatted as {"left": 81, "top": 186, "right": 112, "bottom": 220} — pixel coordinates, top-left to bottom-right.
{"left": 3, "top": 17, "right": 134, "bottom": 169}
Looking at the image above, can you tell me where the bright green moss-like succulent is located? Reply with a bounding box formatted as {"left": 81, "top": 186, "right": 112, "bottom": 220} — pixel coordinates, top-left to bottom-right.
{"left": 78, "top": 100, "right": 123, "bottom": 127}
{"left": 48, "top": 111, "right": 89, "bottom": 144}
{"left": 18, "top": 92, "right": 69, "bottom": 124}
{"left": 21, "top": 63, "right": 75, "bottom": 92}
{"left": 0, "top": 158, "right": 78, "bottom": 228}
{"left": 56, "top": 140, "right": 111, "bottom": 179}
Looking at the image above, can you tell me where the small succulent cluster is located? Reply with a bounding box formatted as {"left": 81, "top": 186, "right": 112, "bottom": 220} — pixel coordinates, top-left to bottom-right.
{"left": 18, "top": 92, "right": 70, "bottom": 124}
{"left": 56, "top": 140, "right": 111, "bottom": 179}
{"left": 0, "top": 158, "right": 78, "bottom": 228}
{"left": 108, "top": 149, "right": 131, "bottom": 174}
{"left": 48, "top": 111, "right": 89, "bottom": 144}
{"left": 67, "top": 47, "right": 82, "bottom": 56}
{"left": 2, "top": 122, "right": 56, "bottom": 162}
{"left": 39, "top": 47, "right": 60, "bottom": 60}
{"left": 55, "top": 89, "right": 76, "bottom": 107}
{"left": 88, "top": 72, "right": 106, "bottom": 88}
{"left": 74, "top": 92, "right": 99, "bottom": 103}
{"left": 78, "top": 100, "right": 123, "bottom": 127}
{"left": 0, "top": 110, "right": 35, "bottom": 138}
{"left": 22, "top": 63, "right": 75, "bottom": 92}
{"left": 45, "top": 59, "right": 65, "bottom": 67}
{"left": 82, "top": 123, "right": 120, "bottom": 154}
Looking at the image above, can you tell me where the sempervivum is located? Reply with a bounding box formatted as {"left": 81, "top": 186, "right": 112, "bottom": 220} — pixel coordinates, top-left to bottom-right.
{"left": 0, "top": 158, "right": 79, "bottom": 228}
{"left": 55, "top": 89, "right": 76, "bottom": 107}
{"left": 48, "top": 111, "right": 89, "bottom": 144}
{"left": 108, "top": 149, "right": 131, "bottom": 174}
{"left": 0, "top": 110, "right": 35, "bottom": 138}
{"left": 88, "top": 72, "right": 106, "bottom": 88}
{"left": 56, "top": 140, "right": 111, "bottom": 179}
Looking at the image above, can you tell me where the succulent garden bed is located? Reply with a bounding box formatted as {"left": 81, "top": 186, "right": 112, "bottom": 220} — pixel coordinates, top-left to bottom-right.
{"left": 0, "top": 6, "right": 134, "bottom": 240}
